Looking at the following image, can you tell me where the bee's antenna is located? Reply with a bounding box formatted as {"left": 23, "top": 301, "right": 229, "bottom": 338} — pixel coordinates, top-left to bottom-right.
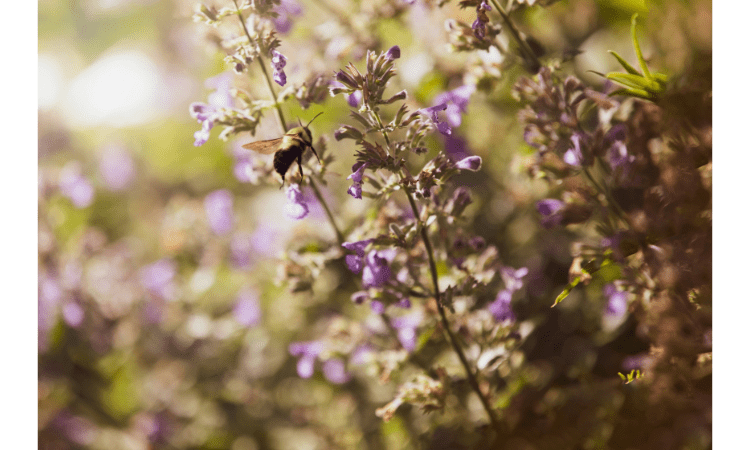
{"left": 305, "top": 112, "right": 324, "bottom": 128}
{"left": 297, "top": 118, "right": 303, "bottom": 128}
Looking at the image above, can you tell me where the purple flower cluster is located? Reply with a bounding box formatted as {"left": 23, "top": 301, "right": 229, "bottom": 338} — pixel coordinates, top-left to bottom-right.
{"left": 271, "top": 50, "right": 287, "bottom": 86}
{"left": 536, "top": 198, "right": 564, "bottom": 229}
{"left": 288, "top": 341, "right": 352, "bottom": 384}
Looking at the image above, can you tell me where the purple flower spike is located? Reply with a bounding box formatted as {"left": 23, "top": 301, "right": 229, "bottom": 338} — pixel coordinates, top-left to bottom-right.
{"left": 273, "top": 0, "right": 303, "bottom": 34}
{"left": 205, "top": 189, "right": 234, "bottom": 235}
{"left": 536, "top": 199, "right": 564, "bottom": 229}
{"left": 284, "top": 184, "right": 309, "bottom": 220}
{"left": 390, "top": 310, "right": 423, "bottom": 352}
{"left": 322, "top": 358, "right": 352, "bottom": 384}
{"left": 456, "top": 156, "right": 482, "bottom": 171}
{"left": 385, "top": 45, "right": 401, "bottom": 60}
{"left": 342, "top": 239, "right": 373, "bottom": 273}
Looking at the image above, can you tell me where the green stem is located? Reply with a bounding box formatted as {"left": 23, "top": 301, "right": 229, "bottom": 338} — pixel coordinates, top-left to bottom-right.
{"left": 403, "top": 187, "right": 502, "bottom": 431}
{"left": 231, "top": 0, "right": 288, "bottom": 131}
{"left": 308, "top": 176, "right": 345, "bottom": 245}
{"left": 232, "top": 0, "right": 349, "bottom": 245}
{"left": 488, "top": 0, "right": 541, "bottom": 71}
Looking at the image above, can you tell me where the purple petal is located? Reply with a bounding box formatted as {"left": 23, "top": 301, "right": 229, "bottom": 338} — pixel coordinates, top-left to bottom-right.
{"left": 205, "top": 189, "right": 234, "bottom": 235}
{"left": 322, "top": 358, "right": 352, "bottom": 384}
{"left": 234, "top": 289, "right": 261, "bottom": 327}
{"left": 455, "top": 156, "right": 482, "bottom": 171}
{"left": 385, "top": 45, "right": 401, "bottom": 60}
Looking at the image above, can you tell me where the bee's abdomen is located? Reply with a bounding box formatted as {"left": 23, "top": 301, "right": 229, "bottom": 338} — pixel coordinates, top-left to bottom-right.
{"left": 273, "top": 146, "right": 301, "bottom": 177}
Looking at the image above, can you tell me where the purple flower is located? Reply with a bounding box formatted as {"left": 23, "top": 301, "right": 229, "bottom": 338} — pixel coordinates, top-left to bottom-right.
{"left": 283, "top": 184, "right": 309, "bottom": 219}
{"left": 351, "top": 291, "right": 368, "bottom": 304}
{"left": 322, "top": 358, "right": 352, "bottom": 384}
{"left": 421, "top": 103, "right": 451, "bottom": 136}
{"left": 342, "top": 238, "right": 373, "bottom": 273}
{"left": 472, "top": 2, "right": 492, "bottom": 39}
{"left": 433, "top": 85, "right": 475, "bottom": 128}
{"left": 536, "top": 199, "right": 564, "bottom": 229}
{"left": 59, "top": 162, "right": 94, "bottom": 208}
{"left": 140, "top": 258, "right": 176, "bottom": 300}
{"left": 233, "top": 289, "right": 261, "bottom": 327}
{"left": 204, "top": 189, "right": 234, "bottom": 235}
{"left": 232, "top": 144, "right": 260, "bottom": 184}
{"left": 455, "top": 155, "right": 482, "bottom": 171}
{"left": 289, "top": 340, "right": 324, "bottom": 378}
{"left": 346, "top": 162, "right": 367, "bottom": 199}
{"left": 272, "top": 0, "right": 303, "bottom": 34}
{"left": 362, "top": 250, "right": 393, "bottom": 288}
{"left": 370, "top": 300, "right": 385, "bottom": 314}
{"left": 271, "top": 50, "right": 287, "bottom": 86}
{"left": 99, "top": 145, "right": 135, "bottom": 191}
{"left": 230, "top": 232, "right": 254, "bottom": 268}
{"left": 444, "top": 133, "right": 471, "bottom": 162}
{"left": 347, "top": 90, "right": 363, "bottom": 108}
{"left": 190, "top": 73, "right": 234, "bottom": 146}
{"left": 488, "top": 290, "right": 515, "bottom": 323}
{"left": 563, "top": 133, "right": 584, "bottom": 166}
{"left": 500, "top": 266, "right": 528, "bottom": 293}
{"left": 390, "top": 310, "right": 423, "bottom": 352}
{"left": 62, "top": 302, "right": 84, "bottom": 328}
{"left": 385, "top": 45, "right": 401, "bottom": 60}
{"left": 603, "top": 283, "right": 628, "bottom": 319}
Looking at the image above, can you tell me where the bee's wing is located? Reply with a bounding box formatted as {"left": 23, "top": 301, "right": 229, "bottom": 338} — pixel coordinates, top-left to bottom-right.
{"left": 242, "top": 137, "right": 284, "bottom": 154}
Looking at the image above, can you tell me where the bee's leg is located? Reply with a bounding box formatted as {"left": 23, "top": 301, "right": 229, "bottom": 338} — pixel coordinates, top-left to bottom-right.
{"left": 297, "top": 154, "right": 304, "bottom": 182}
{"left": 279, "top": 174, "right": 285, "bottom": 189}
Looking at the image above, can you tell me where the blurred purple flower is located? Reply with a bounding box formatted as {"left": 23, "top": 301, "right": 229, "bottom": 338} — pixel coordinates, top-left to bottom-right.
{"left": 62, "top": 302, "right": 84, "bottom": 328}
{"left": 390, "top": 310, "right": 423, "bottom": 352}
{"left": 39, "top": 275, "right": 62, "bottom": 349}
{"left": 488, "top": 289, "right": 515, "bottom": 323}
{"left": 563, "top": 133, "right": 584, "bottom": 166}
{"left": 234, "top": 289, "right": 262, "bottom": 327}
{"left": 444, "top": 133, "right": 471, "bottom": 162}
{"left": 190, "top": 73, "right": 234, "bottom": 146}
{"left": 362, "top": 250, "right": 393, "bottom": 288}
{"left": 622, "top": 353, "right": 653, "bottom": 372}
{"left": 603, "top": 283, "right": 628, "bottom": 319}
{"left": 53, "top": 411, "right": 96, "bottom": 446}
{"left": 205, "top": 189, "right": 234, "bottom": 235}
{"left": 232, "top": 144, "right": 260, "bottom": 184}
{"left": 289, "top": 340, "right": 324, "bottom": 378}
{"left": 501, "top": 266, "right": 528, "bottom": 293}
{"left": 347, "top": 162, "right": 367, "bottom": 199}
{"left": 536, "top": 198, "right": 564, "bottom": 228}
{"left": 99, "top": 145, "right": 135, "bottom": 191}
{"left": 322, "top": 358, "right": 352, "bottom": 384}
{"left": 273, "top": 0, "right": 303, "bottom": 34}
{"left": 230, "top": 232, "right": 254, "bottom": 268}
{"left": 140, "top": 258, "right": 176, "bottom": 300}
{"left": 271, "top": 50, "right": 287, "bottom": 86}
{"left": 433, "top": 85, "right": 475, "bottom": 128}
{"left": 351, "top": 291, "right": 368, "bottom": 304}
{"left": 59, "top": 162, "right": 94, "bottom": 208}
{"left": 283, "top": 184, "right": 309, "bottom": 219}
{"left": 472, "top": 2, "right": 491, "bottom": 39}
{"left": 370, "top": 300, "right": 385, "bottom": 314}
{"left": 456, "top": 155, "right": 482, "bottom": 171}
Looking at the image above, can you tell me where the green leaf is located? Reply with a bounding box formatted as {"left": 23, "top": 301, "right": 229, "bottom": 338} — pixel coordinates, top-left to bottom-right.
{"left": 610, "top": 87, "right": 653, "bottom": 100}
{"left": 631, "top": 14, "right": 652, "bottom": 80}
{"left": 552, "top": 277, "right": 581, "bottom": 307}
{"left": 606, "top": 72, "right": 659, "bottom": 91}
{"left": 608, "top": 50, "right": 640, "bottom": 75}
